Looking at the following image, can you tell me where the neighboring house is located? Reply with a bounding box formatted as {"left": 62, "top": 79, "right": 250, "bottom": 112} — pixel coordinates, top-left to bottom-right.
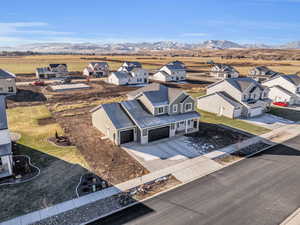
{"left": 108, "top": 62, "right": 149, "bottom": 85}
{"left": 36, "top": 64, "right": 69, "bottom": 79}
{"left": 152, "top": 62, "right": 186, "bottom": 82}
{"left": 0, "top": 96, "right": 13, "bottom": 179}
{"left": 262, "top": 74, "right": 300, "bottom": 105}
{"left": 0, "top": 69, "right": 16, "bottom": 95}
{"left": 118, "top": 61, "right": 142, "bottom": 72}
{"left": 249, "top": 66, "right": 280, "bottom": 82}
{"left": 83, "top": 62, "right": 109, "bottom": 77}
{"left": 197, "top": 77, "right": 271, "bottom": 118}
{"left": 210, "top": 64, "right": 240, "bottom": 79}
{"left": 91, "top": 83, "right": 200, "bottom": 145}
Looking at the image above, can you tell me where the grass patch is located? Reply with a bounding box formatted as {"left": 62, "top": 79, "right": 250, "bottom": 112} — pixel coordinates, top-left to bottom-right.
{"left": 7, "top": 105, "right": 89, "bottom": 168}
{"left": 187, "top": 88, "right": 206, "bottom": 98}
{"left": 269, "top": 106, "right": 300, "bottom": 122}
{"left": 198, "top": 109, "right": 271, "bottom": 135}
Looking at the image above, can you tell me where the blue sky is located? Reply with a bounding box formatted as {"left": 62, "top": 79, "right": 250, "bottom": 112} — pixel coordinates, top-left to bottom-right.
{"left": 0, "top": 0, "right": 300, "bottom": 46}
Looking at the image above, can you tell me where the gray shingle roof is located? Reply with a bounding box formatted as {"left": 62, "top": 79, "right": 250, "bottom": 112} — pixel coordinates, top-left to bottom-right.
{"left": 164, "top": 64, "right": 185, "bottom": 70}
{"left": 49, "top": 64, "right": 67, "bottom": 68}
{"left": 101, "top": 103, "right": 135, "bottom": 129}
{"left": 0, "top": 96, "right": 8, "bottom": 130}
{"left": 284, "top": 75, "right": 300, "bottom": 86}
{"left": 226, "top": 77, "right": 260, "bottom": 92}
{"left": 90, "top": 62, "right": 108, "bottom": 69}
{"left": 36, "top": 67, "right": 51, "bottom": 74}
{"left": 0, "top": 69, "right": 16, "bottom": 79}
{"left": 213, "top": 64, "right": 237, "bottom": 72}
{"left": 110, "top": 71, "right": 129, "bottom": 81}
{"left": 121, "top": 100, "right": 200, "bottom": 129}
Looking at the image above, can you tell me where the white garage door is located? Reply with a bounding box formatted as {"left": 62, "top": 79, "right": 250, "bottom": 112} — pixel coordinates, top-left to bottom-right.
{"left": 249, "top": 107, "right": 263, "bottom": 117}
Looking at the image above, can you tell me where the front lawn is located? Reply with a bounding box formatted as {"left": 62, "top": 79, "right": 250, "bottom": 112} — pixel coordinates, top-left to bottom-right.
{"left": 269, "top": 106, "right": 300, "bottom": 122}
{"left": 198, "top": 109, "right": 271, "bottom": 135}
{"left": 7, "top": 105, "right": 89, "bottom": 168}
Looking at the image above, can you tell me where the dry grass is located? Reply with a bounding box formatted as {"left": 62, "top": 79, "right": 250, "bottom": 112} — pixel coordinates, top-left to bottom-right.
{"left": 7, "top": 105, "right": 89, "bottom": 168}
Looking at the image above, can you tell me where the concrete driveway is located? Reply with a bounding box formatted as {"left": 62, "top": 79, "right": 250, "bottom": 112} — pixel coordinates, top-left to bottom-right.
{"left": 241, "top": 113, "right": 295, "bottom": 129}
{"left": 122, "top": 136, "right": 215, "bottom": 171}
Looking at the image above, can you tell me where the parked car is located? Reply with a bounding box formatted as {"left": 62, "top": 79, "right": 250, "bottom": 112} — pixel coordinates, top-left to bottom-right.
{"left": 32, "top": 81, "right": 45, "bottom": 86}
{"left": 273, "top": 102, "right": 289, "bottom": 107}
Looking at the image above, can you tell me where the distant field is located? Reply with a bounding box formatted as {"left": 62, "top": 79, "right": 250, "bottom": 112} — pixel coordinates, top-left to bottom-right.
{"left": 1, "top": 54, "right": 300, "bottom": 76}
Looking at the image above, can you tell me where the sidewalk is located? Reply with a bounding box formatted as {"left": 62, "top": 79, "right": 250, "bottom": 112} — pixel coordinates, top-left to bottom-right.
{"left": 280, "top": 208, "right": 300, "bottom": 225}
{"left": 2, "top": 124, "right": 300, "bottom": 225}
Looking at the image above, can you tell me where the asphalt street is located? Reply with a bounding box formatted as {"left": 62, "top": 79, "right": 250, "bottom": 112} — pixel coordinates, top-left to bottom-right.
{"left": 89, "top": 135, "right": 300, "bottom": 225}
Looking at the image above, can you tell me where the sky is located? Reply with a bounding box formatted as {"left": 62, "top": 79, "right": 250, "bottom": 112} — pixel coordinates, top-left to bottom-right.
{"left": 0, "top": 0, "right": 300, "bottom": 46}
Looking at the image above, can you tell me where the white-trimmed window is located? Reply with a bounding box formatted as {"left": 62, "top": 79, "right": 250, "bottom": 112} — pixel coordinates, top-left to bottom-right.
{"left": 185, "top": 103, "right": 193, "bottom": 112}
{"left": 173, "top": 104, "right": 178, "bottom": 113}
{"left": 157, "top": 107, "right": 164, "bottom": 114}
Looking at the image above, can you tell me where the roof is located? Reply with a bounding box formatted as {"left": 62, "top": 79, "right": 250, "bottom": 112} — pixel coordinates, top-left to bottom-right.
{"left": 0, "top": 69, "right": 16, "bottom": 79}
{"left": 269, "top": 85, "right": 295, "bottom": 96}
{"left": 164, "top": 64, "right": 185, "bottom": 71}
{"left": 0, "top": 96, "right": 8, "bottom": 130}
{"left": 93, "top": 103, "right": 135, "bottom": 129}
{"left": 127, "top": 83, "right": 186, "bottom": 105}
{"left": 49, "top": 64, "right": 67, "bottom": 68}
{"left": 121, "top": 100, "right": 200, "bottom": 129}
{"left": 226, "top": 77, "right": 261, "bottom": 92}
{"left": 166, "top": 61, "right": 186, "bottom": 69}
{"left": 198, "top": 92, "right": 242, "bottom": 109}
{"left": 251, "top": 66, "right": 279, "bottom": 76}
{"left": 212, "top": 64, "right": 237, "bottom": 73}
{"left": 90, "top": 62, "right": 108, "bottom": 68}
{"left": 36, "top": 67, "right": 51, "bottom": 74}
{"left": 284, "top": 75, "right": 300, "bottom": 86}
{"left": 0, "top": 129, "right": 12, "bottom": 157}
{"left": 110, "top": 71, "right": 129, "bottom": 81}
{"left": 124, "top": 61, "right": 142, "bottom": 68}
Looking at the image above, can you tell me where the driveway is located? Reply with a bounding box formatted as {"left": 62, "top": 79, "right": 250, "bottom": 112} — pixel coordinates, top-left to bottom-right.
{"left": 122, "top": 136, "right": 215, "bottom": 171}
{"left": 241, "top": 113, "right": 295, "bottom": 129}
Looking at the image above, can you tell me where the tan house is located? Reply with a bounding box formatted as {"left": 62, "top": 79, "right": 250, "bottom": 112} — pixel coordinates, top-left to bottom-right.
{"left": 91, "top": 83, "right": 200, "bottom": 145}
{"left": 0, "top": 69, "right": 16, "bottom": 95}
{"left": 197, "top": 78, "right": 271, "bottom": 118}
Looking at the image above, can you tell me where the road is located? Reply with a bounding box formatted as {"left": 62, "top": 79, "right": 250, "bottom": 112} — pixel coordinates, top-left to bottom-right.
{"left": 88, "top": 135, "right": 300, "bottom": 225}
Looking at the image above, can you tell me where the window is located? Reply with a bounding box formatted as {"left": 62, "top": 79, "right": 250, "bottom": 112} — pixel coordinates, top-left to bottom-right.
{"left": 8, "top": 87, "right": 14, "bottom": 92}
{"left": 185, "top": 103, "right": 192, "bottom": 112}
{"left": 173, "top": 104, "right": 178, "bottom": 113}
{"left": 157, "top": 107, "right": 164, "bottom": 114}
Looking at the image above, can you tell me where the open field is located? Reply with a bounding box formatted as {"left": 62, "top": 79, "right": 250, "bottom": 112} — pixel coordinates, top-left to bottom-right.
{"left": 1, "top": 50, "right": 300, "bottom": 78}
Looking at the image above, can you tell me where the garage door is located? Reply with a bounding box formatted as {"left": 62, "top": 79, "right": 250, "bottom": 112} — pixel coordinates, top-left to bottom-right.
{"left": 148, "top": 126, "right": 170, "bottom": 142}
{"left": 249, "top": 107, "right": 263, "bottom": 117}
{"left": 120, "top": 129, "right": 134, "bottom": 144}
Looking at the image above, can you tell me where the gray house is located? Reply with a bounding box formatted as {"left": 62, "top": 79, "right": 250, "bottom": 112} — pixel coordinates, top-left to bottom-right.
{"left": 198, "top": 77, "right": 271, "bottom": 118}
{"left": 0, "top": 96, "right": 13, "bottom": 179}
{"left": 91, "top": 83, "right": 200, "bottom": 145}
{"left": 36, "top": 64, "right": 69, "bottom": 79}
{"left": 152, "top": 62, "right": 186, "bottom": 82}
{"left": 210, "top": 64, "right": 239, "bottom": 79}
{"left": 0, "top": 69, "right": 16, "bottom": 95}
{"left": 249, "top": 66, "right": 280, "bottom": 82}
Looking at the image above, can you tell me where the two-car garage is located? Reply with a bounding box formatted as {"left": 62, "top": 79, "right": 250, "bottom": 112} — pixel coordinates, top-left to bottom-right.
{"left": 148, "top": 126, "right": 170, "bottom": 142}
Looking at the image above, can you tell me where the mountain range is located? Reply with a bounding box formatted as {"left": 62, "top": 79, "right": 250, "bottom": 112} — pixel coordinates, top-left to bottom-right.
{"left": 1, "top": 40, "right": 300, "bottom": 53}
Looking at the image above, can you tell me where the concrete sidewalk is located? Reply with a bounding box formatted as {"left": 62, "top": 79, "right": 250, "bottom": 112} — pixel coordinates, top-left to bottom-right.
{"left": 2, "top": 124, "right": 300, "bottom": 225}
{"left": 280, "top": 208, "right": 300, "bottom": 225}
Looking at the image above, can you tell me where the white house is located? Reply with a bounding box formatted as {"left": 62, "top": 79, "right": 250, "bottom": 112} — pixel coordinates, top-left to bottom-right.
{"left": 249, "top": 66, "right": 280, "bottom": 82}
{"left": 83, "top": 62, "right": 109, "bottom": 77}
{"left": 262, "top": 74, "right": 300, "bottom": 105}
{"left": 0, "top": 69, "right": 16, "bottom": 95}
{"left": 36, "top": 64, "right": 69, "bottom": 79}
{"left": 152, "top": 61, "right": 186, "bottom": 82}
{"left": 210, "top": 64, "right": 239, "bottom": 79}
{"left": 197, "top": 78, "right": 271, "bottom": 118}
{"left": 107, "top": 68, "right": 149, "bottom": 86}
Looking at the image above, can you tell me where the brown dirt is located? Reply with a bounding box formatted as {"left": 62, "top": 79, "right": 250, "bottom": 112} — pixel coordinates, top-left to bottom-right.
{"left": 37, "top": 117, "right": 56, "bottom": 125}
{"left": 55, "top": 112, "right": 148, "bottom": 185}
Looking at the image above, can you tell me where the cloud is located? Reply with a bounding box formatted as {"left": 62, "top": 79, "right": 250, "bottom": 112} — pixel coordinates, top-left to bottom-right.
{"left": 180, "top": 33, "right": 208, "bottom": 37}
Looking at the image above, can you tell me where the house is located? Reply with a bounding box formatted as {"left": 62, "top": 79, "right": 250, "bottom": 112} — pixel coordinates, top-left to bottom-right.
{"left": 107, "top": 62, "right": 149, "bottom": 85}
{"left": 210, "top": 64, "right": 239, "bottom": 79}
{"left": 249, "top": 66, "right": 280, "bottom": 81}
{"left": 262, "top": 74, "right": 300, "bottom": 105}
{"left": 83, "top": 62, "right": 109, "bottom": 77}
{"left": 0, "top": 69, "right": 16, "bottom": 95}
{"left": 36, "top": 64, "right": 69, "bottom": 79}
{"left": 197, "top": 77, "right": 271, "bottom": 118}
{"left": 0, "top": 96, "right": 13, "bottom": 179}
{"left": 91, "top": 83, "right": 200, "bottom": 145}
{"left": 118, "top": 61, "right": 142, "bottom": 72}
{"left": 152, "top": 62, "right": 186, "bottom": 82}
